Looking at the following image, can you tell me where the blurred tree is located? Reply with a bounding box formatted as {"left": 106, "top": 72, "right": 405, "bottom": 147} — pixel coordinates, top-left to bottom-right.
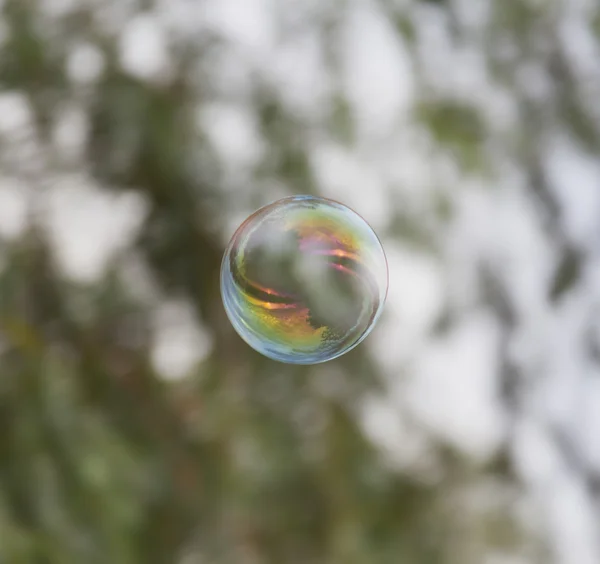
{"left": 0, "top": 1, "right": 598, "bottom": 564}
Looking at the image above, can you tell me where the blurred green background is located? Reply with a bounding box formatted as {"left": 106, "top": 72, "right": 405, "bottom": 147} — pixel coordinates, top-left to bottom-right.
{"left": 1, "top": 0, "right": 600, "bottom": 563}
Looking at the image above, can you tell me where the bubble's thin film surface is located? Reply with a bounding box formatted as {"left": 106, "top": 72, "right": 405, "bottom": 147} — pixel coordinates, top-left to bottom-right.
{"left": 220, "top": 195, "right": 388, "bottom": 364}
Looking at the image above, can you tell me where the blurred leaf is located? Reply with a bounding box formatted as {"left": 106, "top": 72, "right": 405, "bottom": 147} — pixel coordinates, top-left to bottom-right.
{"left": 416, "top": 101, "right": 487, "bottom": 171}
{"left": 550, "top": 246, "right": 582, "bottom": 302}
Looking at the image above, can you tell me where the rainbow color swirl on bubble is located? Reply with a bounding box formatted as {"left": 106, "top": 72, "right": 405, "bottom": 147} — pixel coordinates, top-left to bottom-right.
{"left": 220, "top": 196, "right": 388, "bottom": 364}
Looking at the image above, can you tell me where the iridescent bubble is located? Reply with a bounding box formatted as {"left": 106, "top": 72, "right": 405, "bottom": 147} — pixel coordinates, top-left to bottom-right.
{"left": 220, "top": 195, "right": 388, "bottom": 364}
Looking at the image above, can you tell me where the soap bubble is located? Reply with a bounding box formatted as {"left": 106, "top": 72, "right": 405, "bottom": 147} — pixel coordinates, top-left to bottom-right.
{"left": 220, "top": 196, "right": 388, "bottom": 364}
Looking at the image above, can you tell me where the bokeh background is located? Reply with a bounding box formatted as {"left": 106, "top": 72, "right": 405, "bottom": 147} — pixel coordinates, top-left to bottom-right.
{"left": 1, "top": 0, "right": 600, "bottom": 562}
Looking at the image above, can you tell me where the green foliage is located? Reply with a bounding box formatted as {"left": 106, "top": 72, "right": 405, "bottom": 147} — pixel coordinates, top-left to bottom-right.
{"left": 416, "top": 101, "right": 487, "bottom": 172}
{"left": 0, "top": 0, "right": 581, "bottom": 562}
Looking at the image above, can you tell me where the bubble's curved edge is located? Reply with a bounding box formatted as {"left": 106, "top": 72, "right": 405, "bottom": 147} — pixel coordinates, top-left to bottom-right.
{"left": 219, "top": 194, "right": 389, "bottom": 365}
{"left": 308, "top": 193, "right": 390, "bottom": 327}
